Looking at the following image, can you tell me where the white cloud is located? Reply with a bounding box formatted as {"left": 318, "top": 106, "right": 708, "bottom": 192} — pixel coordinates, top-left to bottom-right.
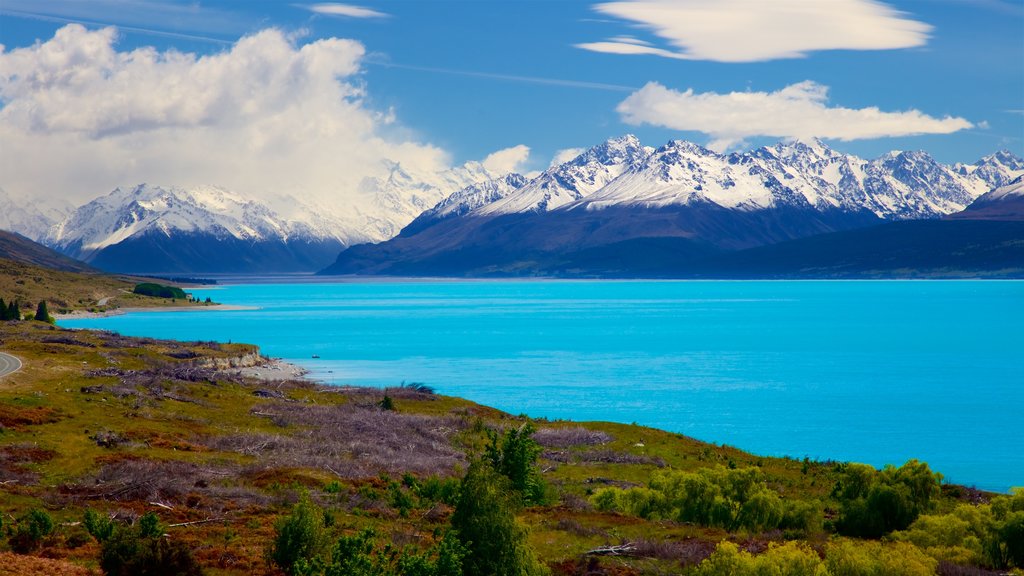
{"left": 577, "top": 0, "right": 931, "bottom": 63}
{"left": 482, "top": 145, "right": 531, "bottom": 174}
{"left": 304, "top": 3, "right": 389, "bottom": 18}
{"left": 0, "top": 24, "right": 457, "bottom": 209}
{"left": 550, "top": 148, "right": 586, "bottom": 167}
{"left": 617, "top": 81, "right": 973, "bottom": 151}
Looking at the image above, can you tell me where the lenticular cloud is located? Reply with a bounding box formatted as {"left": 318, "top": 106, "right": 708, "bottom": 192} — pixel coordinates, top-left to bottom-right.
{"left": 617, "top": 81, "right": 973, "bottom": 151}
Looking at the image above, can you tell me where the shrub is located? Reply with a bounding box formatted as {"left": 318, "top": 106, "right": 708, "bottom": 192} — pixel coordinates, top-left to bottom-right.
{"left": 269, "top": 492, "right": 326, "bottom": 575}
{"left": 591, "top": 465, "right": 813, "bottom": 533}
{"left": 484, "top": 423, "right": 546, "bottom": 505}
{"left": 825, "top": 539, "right": 937, "bottom": 576}
{"left": 292, "top": 528, "right": 467, "bottom": 576}
{"left": 8, "top": 508, "right": 54, "bottom": 553}
{"left": 84, "top": 508, "right": 115, "bottom": 542}
{"left": 99, "top": 525, "right": 203, "bottom": 576}
{"left": 693, "top": 540, "right": 826, "bottom": 576}
{"left": 834, "top": 460, "right": 942, "bottom": 538}
{"left": 451, "top": 461, "right": 547, "bottom": 576}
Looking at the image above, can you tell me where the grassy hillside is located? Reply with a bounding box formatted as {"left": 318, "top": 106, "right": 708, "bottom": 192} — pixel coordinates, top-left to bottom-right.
{"left": 1, "top": 321, "right": 1020, "bottom": 575}
{"left": 0, "top": 257, "right": 212, "bottom": 316}
{"left": 0, "top": 230, "right": 96, "bottom": 273}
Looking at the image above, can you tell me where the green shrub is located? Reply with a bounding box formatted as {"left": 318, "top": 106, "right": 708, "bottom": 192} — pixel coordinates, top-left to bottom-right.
{"left": 833, "top": 460, "right": 941, "bottom": 538}
{"left": 452, "top": 461, "right": 547, "bottom": 576}
{"left": 415, "top": 476, "right": 461, "bottom": 506}
{"left": 484, "top": 423, "right": 546, "bottom": 506}
{"left": 292, "top": 528, "right": 467, "bottom": 576}
{"left": 590, "top": 466, "right": 814, "bottom": 533}
{"left": 825, "top": 540, "right": 937, "bottom": 576}
{"left": 694, "top": 540, "right": 827, "bottom": 576}
{"left": 8, "top": 508, "right": 55, "bottom": 553}
{"left": 270, "top": 493, "right": 326, "bottom": 575}
{"left": 84, "top": 508, "right": 116, "bottom": 542}
{"left": 99, "top": 524, "right": 203, "bottom": 576}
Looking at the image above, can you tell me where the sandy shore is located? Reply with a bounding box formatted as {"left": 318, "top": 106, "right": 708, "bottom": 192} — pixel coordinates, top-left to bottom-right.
{"left": 53, "top": 304, "right": 257, "bottom": 320}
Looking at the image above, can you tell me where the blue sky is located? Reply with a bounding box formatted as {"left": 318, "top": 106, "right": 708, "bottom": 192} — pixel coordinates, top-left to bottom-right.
{"left": 0, "top": 0, "right": 1021, "bottom": 203}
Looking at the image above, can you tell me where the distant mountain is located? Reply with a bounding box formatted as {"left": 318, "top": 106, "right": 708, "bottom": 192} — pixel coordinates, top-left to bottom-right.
{"left": 321, "top": 137, "right": 1023, "bottom": 277}
{"left": 948, "top": 175, "right": 1024, "bottom": 221}
{"left": 683, "top": 220, "right": 1024, "bottom": 279}
{"left": 0, "top": 229, "right": 96, "bottom": 273}
{"left": 0, "top": 187, "right": 72, "bottom": 241}
{"left": 45, "top": 184, "right": 350, "bottom": 274}
{"left": 38, "top": 158, "right": 504, "bottom": 273}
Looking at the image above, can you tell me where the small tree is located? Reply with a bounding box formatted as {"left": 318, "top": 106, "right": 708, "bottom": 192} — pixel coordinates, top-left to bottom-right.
{"left": 6, "top": 300, "right": 20, "bottom": 321}
{"left": 484, "top": 423, "right": 546, "bottom": 505}
{"left": 270, "top": 493, "right": 326, "bottom": 575}
{"left": 8, "top": 508, "right": 54, "bottom": 553}
{"left": 451, "top": 461, "right": 547, "bottom": 576}
{"left": 34, "top": 300, "right": 52, "bottom": 323}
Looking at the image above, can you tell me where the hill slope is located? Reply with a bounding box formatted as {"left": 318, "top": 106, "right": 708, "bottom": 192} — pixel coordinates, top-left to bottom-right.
{"left": 0, "top": 230, "right": 95, "bottom": 273}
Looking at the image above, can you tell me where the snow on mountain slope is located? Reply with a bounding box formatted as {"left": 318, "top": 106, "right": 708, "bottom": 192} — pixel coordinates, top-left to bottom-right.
{"left": 981, "top": 175, "right": 1024, "bottom": 202}
{"left": 0, "top": 187, "right": 72, "bottom": 241}
{"left": 408, "top": 173, "right": 529, "bottom": 228}
{"left": 569, "top": 138, "right": 1002, "bottom": 219}
{"left": 472, "top": 135, "right": 653, "bottom": 216}
{"left": 45, "top": 184, "right": 295, "bottom": 257}
{"left": 955, "top": 150, "right": 1024, "bottom": 189}
{"left": 356, "top": 160, "right": 503, "bottom": 239}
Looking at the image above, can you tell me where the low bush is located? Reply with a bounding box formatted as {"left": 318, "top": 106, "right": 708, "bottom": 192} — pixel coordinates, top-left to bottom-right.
{"left": 8, "top": 508, "right": 54, "bottom": 553}
{"left": 98, "top": 513, "right": 203, "bottom": 576}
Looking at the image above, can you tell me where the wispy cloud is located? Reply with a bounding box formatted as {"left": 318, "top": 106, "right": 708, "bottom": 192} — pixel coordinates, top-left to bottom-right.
{"left": 364, "top": 57, "right": 636, "bottom": 92}
{"left": 302, "top": 3, "right": 389, "bottom": 18}
{"left": 0, "top": 0, "right": 248, "bottom": 39}
{"left": 0, "top": 8, "right": 234, "bottom": 44}
{"left": 617, "top": 81, "right": 972, "bottom": 151}
{"left": 578, "top": 0, "right": 932, "bottom": 63}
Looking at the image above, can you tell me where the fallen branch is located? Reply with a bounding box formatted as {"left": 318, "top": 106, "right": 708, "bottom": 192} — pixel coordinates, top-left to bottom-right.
{"left": 168, "top": 517, "right": 224, "bottom": 528}
{"left": 586, "top": 543, "right": 637, "bottom": 557}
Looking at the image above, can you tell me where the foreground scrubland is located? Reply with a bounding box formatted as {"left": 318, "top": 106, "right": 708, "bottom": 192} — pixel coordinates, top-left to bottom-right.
{"left": 0, "top": 320, "right": 1021, "bottom": 576}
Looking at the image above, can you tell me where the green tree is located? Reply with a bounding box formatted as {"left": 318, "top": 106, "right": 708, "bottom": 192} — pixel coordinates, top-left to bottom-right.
{"left": 451, "top": 461, "right": 547, "bottom": 576}
{"left": 84, "top": 508, "right": 116, "bottom": 543}
{"left": 484, "top": 423, "right": 546, "bottom": 505}
{"left": 270, "top": 493, "right": 326, "bottom": 575}
{"left": 34, "top": 300, "right": 51, "bottom": 322}
{"left": 6, "top": 300, "right": 19, "bottom": 321}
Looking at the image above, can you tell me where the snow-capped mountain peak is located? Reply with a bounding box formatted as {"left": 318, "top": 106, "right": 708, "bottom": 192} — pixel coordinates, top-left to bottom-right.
{"left": 469, "top": 135, "right": 653, "bottom": 216}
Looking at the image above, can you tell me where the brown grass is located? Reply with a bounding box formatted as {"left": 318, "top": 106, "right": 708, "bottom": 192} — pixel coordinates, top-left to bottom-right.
{"left": 0, "top": 551, "right": 98, "bottom": 575}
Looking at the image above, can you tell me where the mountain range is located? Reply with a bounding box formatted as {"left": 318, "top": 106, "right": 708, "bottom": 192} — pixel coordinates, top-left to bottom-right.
{"left": 1, "top": 136, "right": 1021, "bottom": 276}
{"left": 320, "top": 136, "right": 1024, "bottom": 277}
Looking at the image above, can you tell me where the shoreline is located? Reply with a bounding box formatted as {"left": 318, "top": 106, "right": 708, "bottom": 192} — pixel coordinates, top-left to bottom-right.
{"left": 54, "top": 303, "right": 257, "bottom": 320}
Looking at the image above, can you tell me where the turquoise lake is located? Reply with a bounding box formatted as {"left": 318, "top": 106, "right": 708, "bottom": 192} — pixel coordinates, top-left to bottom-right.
{"left": 61, "top": 280, "right": 1023, "bottom": 492}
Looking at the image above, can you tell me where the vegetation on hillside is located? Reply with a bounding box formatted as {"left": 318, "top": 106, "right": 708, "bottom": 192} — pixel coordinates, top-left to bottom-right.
{"left": 0, "top": 258, "right": 212, "bottom": 315}
{"left": 0, "top": 321, "right": 1021, "bottom": 575}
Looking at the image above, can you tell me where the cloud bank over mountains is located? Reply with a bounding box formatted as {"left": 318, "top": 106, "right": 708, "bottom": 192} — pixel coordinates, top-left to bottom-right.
{"left": 0, "top": 24, "right": 469, "bottom": 207}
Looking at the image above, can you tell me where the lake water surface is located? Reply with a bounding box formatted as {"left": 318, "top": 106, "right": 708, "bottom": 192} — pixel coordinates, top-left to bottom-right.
{"left": 61, "top": 280, "right": 1023, "bottom": 492}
